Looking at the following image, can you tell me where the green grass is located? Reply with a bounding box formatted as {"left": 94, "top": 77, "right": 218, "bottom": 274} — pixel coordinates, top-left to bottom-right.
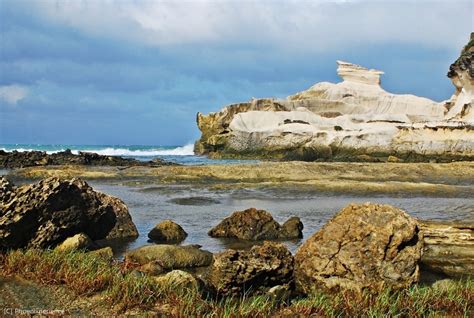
{"left": 0, "top": 249, "right": 472, "bottom": 317}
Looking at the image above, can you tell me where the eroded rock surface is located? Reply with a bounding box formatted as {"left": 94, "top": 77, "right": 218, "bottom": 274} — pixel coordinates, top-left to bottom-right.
{"left": 208, "top": 208, "right": 303, "bottom": 240}
{"left": 195, "top": 34, "right": 473, "bottom": 162}
{"left": 0, "top": 176, "right": 138, "bottom": 250}
{"left": 294, "top": 203, "right": 422, "bottom": 294}
{"left": 148, "top": 220, "right": 188, "bottom": 244}
{"left": 207, "top": 241, "right": 294, "bottom": 296}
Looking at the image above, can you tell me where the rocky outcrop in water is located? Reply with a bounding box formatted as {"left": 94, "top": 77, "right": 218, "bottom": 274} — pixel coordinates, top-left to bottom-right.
{"left": 294, "top": 203, "right": 423, "bottom": 294}
{"left": 208, "top": 208, "right": 303, "bottom": 240}
{"left": 148, "top": 220, "right": 188, "bottom": 243}
{"left": 0, "top": 149, "right": 176, "bottom": 169}
{"left": 207, "top": 241, "right": 294, "bottom": 296}
{"left": 195, "top": 34, "right": 473, "bottom": 162}
{"left": 0, "top": 176, "right": 138, "bottom": 250}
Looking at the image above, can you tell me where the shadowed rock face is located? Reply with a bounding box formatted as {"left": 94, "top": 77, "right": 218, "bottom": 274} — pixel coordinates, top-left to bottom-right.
{"left": 0, "top": 176, "right": 138, "bottom": 250}
{"left": 195, "top": 35, "right": 473, "bottom": 162}
{"left": 208, "top": 208, "right": 303, "bottom": 240}
{"left": 294, "top": 203, "right": 422, "bottom": 294}
{"left": 207, "top": 241, "right": 294, "bottom": 296}
{"left": 0, "top": 149, "right": 177, "bottom": 169}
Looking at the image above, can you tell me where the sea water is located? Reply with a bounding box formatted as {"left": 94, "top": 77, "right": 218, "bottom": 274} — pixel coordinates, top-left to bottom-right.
{"left": 0, "top": 144, "right": 258, "bottom": 165}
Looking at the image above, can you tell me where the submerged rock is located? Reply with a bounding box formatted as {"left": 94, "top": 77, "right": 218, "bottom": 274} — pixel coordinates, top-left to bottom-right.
{"left": 124, "top": 244, "right": 213, "bottom": 270}
{"left": 294, "top": 203, "right": 422, "bottom": 294}
{"left": 195, "top": 34, "right": 473, "bottom": 162}
{"left": 208, "top": 208, "right": 303, "bottom": 240}
{"left": 0, "top": 177, "right": 138, "bottom": 250}
{"left": 207, "top": 241, "right": 294, "bottom": 296}
{"left": 148, "top": 220, "right": 188, "bottom": 244}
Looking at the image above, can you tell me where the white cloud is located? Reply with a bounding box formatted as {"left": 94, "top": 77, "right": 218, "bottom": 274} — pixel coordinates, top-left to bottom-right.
{"left": 0, "top": 85, "right": 28, "bottom": 104}
{"left": 26, "top": 0, "right": 472, "bottom": 52}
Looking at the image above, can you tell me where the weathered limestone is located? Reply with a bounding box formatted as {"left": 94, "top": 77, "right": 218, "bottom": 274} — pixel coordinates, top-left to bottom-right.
{"left": 207, "top": 241, "right": 294, "bottom": 296}
{"left": 195, "top": 34, "right": 473, "bottom": 161}
{"left": 148, "top": 220, "right": 188, "bottom": 244}
{"left": 208, "top": 208, "right": 303, "bottom": 240}
{"left": 294, "top": 203, "right": 423, "bottom": 294}
{"left": 0, "top": 177, "right": 138, "bottom": 250}
{"left": 419, "top": 220, "right": 474, "bottom": 278}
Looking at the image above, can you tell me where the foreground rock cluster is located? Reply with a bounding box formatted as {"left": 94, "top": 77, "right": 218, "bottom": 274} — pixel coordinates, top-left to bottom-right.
{"left": 0, "top": 176, "right": 138, "bottom": 250}
{"left": 0, "top": 176, "right": 472, "bottom": 299}
{"left": 195, "top": 33, "right": 473, "bottom": 162}
{"left": 0, "top": 149, "right": 176, "bottom": 169}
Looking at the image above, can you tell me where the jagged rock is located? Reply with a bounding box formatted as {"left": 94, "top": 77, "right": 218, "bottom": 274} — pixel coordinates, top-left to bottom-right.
{"left": 419, "top": 220, "right": 474, "bottom": 278}
{"left": 195, "top": 35, "right": 474, "bottom": 162}
{"left": 294, "top": 203, "right": 423, "bottom": 294}
{"left": 154, "top": 270, "right": 199, "bottom": 291}
{"left": 55, "top": 233, "right": 93, "bottom": 252}
{"left": 124, "top": 244, "right": 213, "bottom": 270}
{"left": 148, "top": 220, "right": 188, "bottom": 243}
{"left": 207, "top": 241, "right": 294, "bottom": 296}
{"left": 0, "top": 149, "right": 177, "bottom": 169}
{"left": 0, "top": 177, "right": 138, "bottom": 250}
{"left": 0, "top": 176, "right": 15, "bottom": 204}
{"left": 208, "top": 208, "right": 303, "bottom": 240}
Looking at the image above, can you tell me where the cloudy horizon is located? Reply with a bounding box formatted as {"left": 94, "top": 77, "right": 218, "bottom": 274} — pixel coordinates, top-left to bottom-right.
{"left": 0, "top": 0, "right": 472, "bottom": 145}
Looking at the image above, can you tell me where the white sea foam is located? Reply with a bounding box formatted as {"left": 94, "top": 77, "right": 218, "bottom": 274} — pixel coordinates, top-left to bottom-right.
{"left": 0, "top": 144, "right": 195, "bottom": 156}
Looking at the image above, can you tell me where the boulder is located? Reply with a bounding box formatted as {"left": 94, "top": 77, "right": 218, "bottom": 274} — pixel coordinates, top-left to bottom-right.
{"left": 0, "top": 176, "right": 15, "bottom": 204}
{"left": 207, "top": 241, "right": 294, "bottom": 296}
{"left": 294, "top": 203, "right": 422, "bottom": 294}
{"left": 0, "top": 177, "right": 138, "bottom": 250}
{"left": 55, "top": 233, "right": 93, "bottom": 252}
{"left": 154, "top": 270, "right": 199, "bottom": 292}
{"left": 124, "top": 244, "right": 213, "bottom": 270}
{"left": 208, "top": 208, "right": 303, "bottom": 240}
{"left": 419, "top": 220, "right": 474, "bottom": 278}
{"left": 148, "top": 220, "right": 188, "bottom": 243}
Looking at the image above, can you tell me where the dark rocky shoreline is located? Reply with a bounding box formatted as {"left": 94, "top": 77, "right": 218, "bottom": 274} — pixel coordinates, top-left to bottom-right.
{"left": 0, "top": 149, "right": 177, "bottom": 169}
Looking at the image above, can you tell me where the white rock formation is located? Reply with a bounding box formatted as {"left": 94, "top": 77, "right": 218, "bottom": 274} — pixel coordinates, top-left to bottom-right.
{"left": 195, "top": 36, "right": 473, "bottom": 161}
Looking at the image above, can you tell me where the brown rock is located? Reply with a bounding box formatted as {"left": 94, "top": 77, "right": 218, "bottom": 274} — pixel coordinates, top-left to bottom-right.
{"left": 208, "top": 208, "right": 303, "bottom": 240}
{"left": 419, "top": 220, "right": 474, "bottom": 278}
{"left": 207, "top": 241, "right": 294, "bottom": 296}
{"left": 0, "top": 177, "right": 138, "bottom": 250}
{"left": 294, "top": 203, "right": 422, "bottom": 294}
{"left": 148, "top": 220, "right": 187, "bottom": 243}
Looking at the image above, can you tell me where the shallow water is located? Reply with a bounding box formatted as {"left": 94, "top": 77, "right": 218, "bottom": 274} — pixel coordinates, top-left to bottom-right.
{"left": 90, "top": 182, "right": 474, "bottom": 257}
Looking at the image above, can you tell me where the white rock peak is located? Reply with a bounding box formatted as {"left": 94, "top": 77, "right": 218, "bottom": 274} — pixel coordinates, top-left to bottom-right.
{"left": 336, "top": 60, "right": 384, "bottom": 86}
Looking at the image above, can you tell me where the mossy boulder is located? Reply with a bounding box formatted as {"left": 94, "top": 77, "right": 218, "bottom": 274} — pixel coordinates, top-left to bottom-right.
{"left": 148, "top": 220, "right": 187, "bottom": 244}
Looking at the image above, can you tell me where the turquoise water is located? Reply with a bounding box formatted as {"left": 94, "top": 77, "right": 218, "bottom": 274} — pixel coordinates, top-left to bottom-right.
{"left": 0, "top": 144, "right": 258, "bottom": 165}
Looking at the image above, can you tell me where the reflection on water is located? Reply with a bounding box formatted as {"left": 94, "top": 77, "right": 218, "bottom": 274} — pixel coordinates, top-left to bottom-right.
{"left": 90, "top": 182, "right": 474, "bottom": 257}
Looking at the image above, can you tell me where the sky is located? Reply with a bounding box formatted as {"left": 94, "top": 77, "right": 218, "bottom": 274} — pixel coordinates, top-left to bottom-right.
{"left": 0, "top": 0, "right": 472, "bottom": 146}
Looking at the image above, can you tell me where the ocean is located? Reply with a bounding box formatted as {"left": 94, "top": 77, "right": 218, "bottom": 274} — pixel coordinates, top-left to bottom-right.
{"left": 0, "top": 144, "right": 257, "bottom": 165}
